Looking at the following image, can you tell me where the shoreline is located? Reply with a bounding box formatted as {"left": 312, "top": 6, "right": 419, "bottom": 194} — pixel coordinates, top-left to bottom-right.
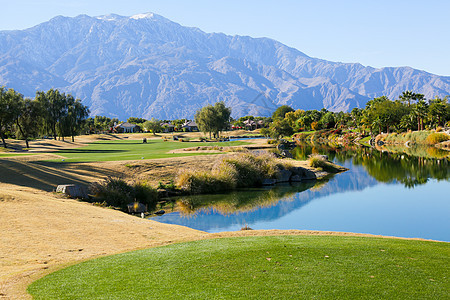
{"left": 0, "top": 134, "right": 445, "bottom": 299}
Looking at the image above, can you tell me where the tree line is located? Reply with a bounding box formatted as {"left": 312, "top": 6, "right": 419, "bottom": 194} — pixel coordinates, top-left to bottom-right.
{"left": 0, "top": 87, "right": 89, "bottom": 148}
{"left": 262, "top": 91, "right": 450, "bottom": 139}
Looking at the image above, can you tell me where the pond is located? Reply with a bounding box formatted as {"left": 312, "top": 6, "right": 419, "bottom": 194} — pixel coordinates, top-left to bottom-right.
{"left": 152, "top": 142, "right": 450, "bottom": 242}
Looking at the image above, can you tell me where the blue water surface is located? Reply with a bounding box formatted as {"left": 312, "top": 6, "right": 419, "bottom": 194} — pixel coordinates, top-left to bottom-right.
{"left": 153, "top": 147, "right": 450, "bottom": 241}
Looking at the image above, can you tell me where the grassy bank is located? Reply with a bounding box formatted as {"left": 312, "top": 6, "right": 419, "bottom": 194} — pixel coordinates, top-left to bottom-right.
{"left": 51, "top": 139, "right": 249, "bottom": 162}
{"left": 378, "top": 131, "right": 450, "bottom": 145}
{"left": 28, "top": 235, "right": 449, "bottom": 299}
{"left": 176, "top": 152, "right": 292, "bottom": 194}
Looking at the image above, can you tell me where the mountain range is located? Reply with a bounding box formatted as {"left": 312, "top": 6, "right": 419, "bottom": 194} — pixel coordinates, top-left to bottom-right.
{"left": 1, "top": 13, "right": 449, "bottom": 120}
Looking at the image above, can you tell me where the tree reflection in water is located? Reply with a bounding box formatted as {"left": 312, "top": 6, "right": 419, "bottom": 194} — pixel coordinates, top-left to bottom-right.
{"left": 292, "top": 141, "right": 449, "bottom": 188}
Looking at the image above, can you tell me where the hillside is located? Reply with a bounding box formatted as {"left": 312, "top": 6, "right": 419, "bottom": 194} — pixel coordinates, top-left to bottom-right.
{"left": 1, "top": 13, "right": 449, "bottom": 119}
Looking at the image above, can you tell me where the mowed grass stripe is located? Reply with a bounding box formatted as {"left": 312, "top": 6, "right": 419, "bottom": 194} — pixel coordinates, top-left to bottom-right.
{"left": 28, "top": 236, "right": 449, "bottom": 299}
{"left": 51, "top": 139, "right": 249, "bottom": 162}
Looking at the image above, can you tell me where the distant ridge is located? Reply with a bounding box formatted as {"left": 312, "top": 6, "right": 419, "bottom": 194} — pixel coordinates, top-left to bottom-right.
{"left": 0, "top": 13, "right": 449, "bottom": 119}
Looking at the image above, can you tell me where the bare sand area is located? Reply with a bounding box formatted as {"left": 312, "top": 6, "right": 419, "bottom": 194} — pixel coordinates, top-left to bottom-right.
{"left": 0, "top": 133, "right": 420, "bottom": 299}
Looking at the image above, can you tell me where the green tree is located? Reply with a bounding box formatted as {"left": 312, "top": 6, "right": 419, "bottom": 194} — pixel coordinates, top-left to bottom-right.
{"left": 413, "top": 99, "right": 428, "bottom": 131}
{"left": 399, "top": 90, "right": 415, "bottom": 107}
{"left": 143, "top": 118, "right": 162, "bottom": 135}
{"left": 195, "top": 101, "right": 231, "bottom": 139}
{"left": 36, "top": 89, "right": 67, "bottom": 140}
{"left": 0, "top": 87, "right": 20, "bottom": 148}
{"left": 272, "top": 105, "right": 294, "bottom": 120}
{"left": 66, "top": 96, "right": 89, "bottom": 142}
{"left": 320, "top": 111, "right": 336, "bottom": 129}
{"left": 268, "top": 119, "right": 294, "bottom": 139}
{"left": 127, "top": 117, "right": 147, "bottom": 124}
{"left": 428, "top": 96, "right": 448, "bottom": 128}
{"left": 15, "top": 97, "right": 41, "bottom": 148}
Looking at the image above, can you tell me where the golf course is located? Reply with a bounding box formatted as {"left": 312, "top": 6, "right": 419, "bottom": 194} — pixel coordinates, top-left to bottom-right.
{"left": 0, "top": 133, "right": 448, "bottom": 299}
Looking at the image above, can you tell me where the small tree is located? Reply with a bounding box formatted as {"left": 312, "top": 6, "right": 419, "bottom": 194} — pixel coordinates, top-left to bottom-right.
{"left": 144, "top": 118, "right": 162, "bottom": 135}
{"left": 15, "top": 97, "right": 41, "bottom": 148}
{"left": 268, "top": 119, "right": 293, "bottom": 139}
{"left": 0, "top": 87, "right": 20, "bottom": 148}
{"left": 272, "top": 105, "right": 294, "bottom": 120}
{"left": 195, "top": 101, "right": 231, "bottom": 139}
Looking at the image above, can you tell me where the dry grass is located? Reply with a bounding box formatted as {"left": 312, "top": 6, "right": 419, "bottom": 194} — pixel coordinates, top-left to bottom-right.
{"left": 176, "top": 152, "right": 289, "bottom": 194}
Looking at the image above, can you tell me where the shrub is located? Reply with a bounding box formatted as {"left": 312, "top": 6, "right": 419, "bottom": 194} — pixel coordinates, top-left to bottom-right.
{"left": 308, "top": 155, "right": 341, "bottom": 173}
{"left": 134, "top": 181, "right": 158, "bottom": 211}
{"left": 176, "top": 170, "right": 233, "bottom": 194}
{"left": 90, "top": 178, "right": 159, "bottom": 211}
{"left": 308, "top": 155, "right": 328, "bottom": 169}
{"left": 425, "top": 132, "right": 450, "bottom": 145}
{"left": 436, "top": 126, "right": 443, "bottom": 132}
{"left": 176, "top": 152, "right": 289, "bottom": 194}
{"left": 90, "top": 177, "right": 134, "bottom": 210}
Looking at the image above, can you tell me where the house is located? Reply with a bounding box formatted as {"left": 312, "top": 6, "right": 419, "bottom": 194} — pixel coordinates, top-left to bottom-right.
{"left": 115, "top": 122, "right": 140, "bottom": 133}
{"left": 182, "top": 121, "right": 198, "bottom": 132}
{"left": 160, "top": 122, "right": 175, "bottom": 133}
{"left": 243, "top": 119, "right": 257, "bottom": 130}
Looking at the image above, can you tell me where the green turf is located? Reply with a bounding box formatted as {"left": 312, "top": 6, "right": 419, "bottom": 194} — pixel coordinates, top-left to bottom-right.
{"left": 28, "top": 236, "right": 449, "bottom": 299}
{"left": 50, "top": 139, "right": 249, "bottom": 162}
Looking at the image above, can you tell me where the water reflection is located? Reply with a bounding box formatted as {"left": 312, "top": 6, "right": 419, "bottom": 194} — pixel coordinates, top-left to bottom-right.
{"left": 153, "top": 142, "right": 450, "bottom": 240}
{"left": 292, "top": 142, "right": 449, "bottom": 188}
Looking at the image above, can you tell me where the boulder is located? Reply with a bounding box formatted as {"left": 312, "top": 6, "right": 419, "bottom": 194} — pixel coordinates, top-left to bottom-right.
{"left": 127, "top": 202, "right": 147, "bottom": 213}
{"left": 262, "top": 178, "right": 277, "bottom": 186}
{"left": 290, "top": 167, "right": 316, "bottom": 180}
{"left": 290, "top": 175, "right": 302, "bottom": 182}
{"left": 276, "top": 169, "right": 292, "bottom": 183}
{"left": 56, "top": 184, "right": 88, "bottom": 199}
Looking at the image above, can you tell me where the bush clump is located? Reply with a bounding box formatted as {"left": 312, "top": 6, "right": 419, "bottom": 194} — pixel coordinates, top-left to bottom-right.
{"left": 90, "top": 177, "right": 158, "bottom": 211}
{"left": 308, "top": 155, "right": 341, "bottom": 173}
{"left": 176, "top": 152, "right": 288, "bottom": 194}
{"left": 308, "top": 155, "right": 328, "bottom": 169}
{"left": 425, "top": 132, "right": 450, "bottom": 145}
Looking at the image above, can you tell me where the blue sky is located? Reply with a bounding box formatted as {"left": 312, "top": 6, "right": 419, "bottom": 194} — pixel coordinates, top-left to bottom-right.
{"left": 1, "top": 0, "right": 449, "bottom": 76}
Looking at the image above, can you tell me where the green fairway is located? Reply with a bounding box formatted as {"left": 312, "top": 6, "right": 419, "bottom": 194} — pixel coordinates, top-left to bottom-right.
{"left": 51, "top": 139, "right": 249, "bottom": 162}
{"left": 28, "top": 236, "right": 449, "bottom": 299}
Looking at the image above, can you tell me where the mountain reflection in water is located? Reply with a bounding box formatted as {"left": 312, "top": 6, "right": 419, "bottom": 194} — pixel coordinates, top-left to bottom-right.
{"left": 153, "top": 142, "right": 450, "bottom": 241}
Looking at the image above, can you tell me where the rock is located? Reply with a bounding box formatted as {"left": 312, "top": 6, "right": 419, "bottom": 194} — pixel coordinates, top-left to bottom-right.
{"left": 276, "top": 170, "right": 292, "bottom": 183}
{"left": 154, "top": 210, "right": 165, "bottom": 215}
{"left": 280, "top": 150, "right": 293, "bottom": 158}
{"left": 262, "top": 178, "right": 277, "bottom": 186}
{"left": 290, "top": 175, "right": 302, "bottom": 182}
{"left": 127, "top": 202, "right": 147, "bottom": 213}
{"left": 290, "top": 167, "right": 316, "bottom": 180}
{"left": 56, "top": 184, "right": 88, "bottom": 199}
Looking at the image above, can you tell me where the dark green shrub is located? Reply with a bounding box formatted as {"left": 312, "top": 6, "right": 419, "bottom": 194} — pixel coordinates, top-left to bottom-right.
{"left": 90, "top": 177, "right": 134, "bottom": 210}
{"left": 134, "top": 182, "right": 158, "bottom": 211}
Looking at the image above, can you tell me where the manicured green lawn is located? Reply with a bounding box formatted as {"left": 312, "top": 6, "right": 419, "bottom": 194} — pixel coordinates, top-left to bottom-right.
{"left": 51, "top": 139, "right": 249, "bottom": 162}
{"left": 28, "top": 236, "right": 449, "bottom": 299}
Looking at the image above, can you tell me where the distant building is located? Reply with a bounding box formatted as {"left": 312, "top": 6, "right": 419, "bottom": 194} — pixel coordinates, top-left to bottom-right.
{"left": 115, "top": 122, "right": 140, "bottom": 133}
{"left": 243, "top": 119, "right": 257, "bottom": 130}
{"left": 160, "top": 122, "right": 175, "bottom": 133}
{"left": 182, "top": 121, "right": 199, "bottom": 132}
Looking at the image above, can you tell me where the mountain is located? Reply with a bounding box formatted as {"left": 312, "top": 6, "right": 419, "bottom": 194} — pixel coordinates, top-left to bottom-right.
{"left": 1, "top": 13, "right": 449, "bottom": 120}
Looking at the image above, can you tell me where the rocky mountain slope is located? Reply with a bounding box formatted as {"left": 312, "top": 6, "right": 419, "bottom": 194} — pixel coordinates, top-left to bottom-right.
{"left": 1, "top": 13, "right": 449, "bottom": 119}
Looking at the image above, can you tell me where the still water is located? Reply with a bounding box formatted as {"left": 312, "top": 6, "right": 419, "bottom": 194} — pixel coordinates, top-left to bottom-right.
{"left": 153, "top": 143, "right": 450, "bottom": 241}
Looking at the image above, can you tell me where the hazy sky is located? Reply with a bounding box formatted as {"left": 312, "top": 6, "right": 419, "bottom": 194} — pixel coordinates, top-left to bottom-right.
{"left": 1, "top": 0, "right": 449, "bottom": 76}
